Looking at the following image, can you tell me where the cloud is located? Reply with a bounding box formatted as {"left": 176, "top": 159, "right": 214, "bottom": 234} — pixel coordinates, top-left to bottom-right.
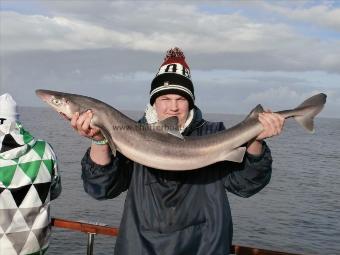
{"left": 2, "top": 2, "right": 340, "bottom": 74}
{"left": 0, "top": 1, "right": 339, "bottom": 118}
{"left": 0, "top": 11, "right": 149, "bottom": 52}
{"left": 244, "top": 86, "right": 301, "bottom": 106}
{"left": 259, "top": 1, "right": 340, "bottom": 32}
{"left": 0, "top": 6, "right": 307, "bottom": 53}
{"left": 101, "top": 71, "right": 151, "bottom": 84}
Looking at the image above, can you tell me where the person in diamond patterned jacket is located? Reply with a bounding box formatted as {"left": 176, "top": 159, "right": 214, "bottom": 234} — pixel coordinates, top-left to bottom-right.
{"left": 0, "top": 93, "right": 61, "bottom": 255}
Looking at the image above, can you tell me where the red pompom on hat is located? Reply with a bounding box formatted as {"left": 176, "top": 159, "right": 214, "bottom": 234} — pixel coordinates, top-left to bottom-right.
{"left": 162, "top": 47, "right": 190, "bottom": 70}
{"left": 150, "top": 47, "right": 195, "bottom": 109}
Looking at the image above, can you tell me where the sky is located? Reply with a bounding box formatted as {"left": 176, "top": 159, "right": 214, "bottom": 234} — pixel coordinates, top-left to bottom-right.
{"left": 0, "top": 0, "right": 339, "bottom": 118}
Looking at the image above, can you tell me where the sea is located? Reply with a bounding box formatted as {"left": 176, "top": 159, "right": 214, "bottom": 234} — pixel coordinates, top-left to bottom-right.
{"left": 19, "top": 107, "right": 340, "bottom": 255}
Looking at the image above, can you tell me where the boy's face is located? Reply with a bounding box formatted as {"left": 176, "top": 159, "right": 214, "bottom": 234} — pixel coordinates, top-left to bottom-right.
{"left": 154, "top": 94, "right": 189, "bottom": 128}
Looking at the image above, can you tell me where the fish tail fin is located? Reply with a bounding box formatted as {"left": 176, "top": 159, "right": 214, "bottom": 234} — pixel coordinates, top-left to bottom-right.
{"left": 293, "top": 93, "right": 327, "bottom": 133}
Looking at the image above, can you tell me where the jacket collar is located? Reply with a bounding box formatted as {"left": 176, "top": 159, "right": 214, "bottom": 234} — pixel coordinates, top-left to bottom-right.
{"left": 181, "top": 106, "right": 205, "bottom": 136}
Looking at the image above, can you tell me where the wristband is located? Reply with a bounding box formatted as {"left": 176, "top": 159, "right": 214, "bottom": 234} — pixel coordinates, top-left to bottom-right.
{"left": 92, "top": 139, "right": 108, "bottom": 145}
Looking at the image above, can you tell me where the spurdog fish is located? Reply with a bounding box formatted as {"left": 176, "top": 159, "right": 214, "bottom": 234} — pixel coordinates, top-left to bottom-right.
{"left": 36, "top": 90, "right": 326, "bottom": 171}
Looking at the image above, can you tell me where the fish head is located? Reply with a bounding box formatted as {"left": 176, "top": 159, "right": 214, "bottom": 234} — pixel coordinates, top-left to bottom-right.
{"left": 36, "top": 89, "right": 82, "bottom": 120}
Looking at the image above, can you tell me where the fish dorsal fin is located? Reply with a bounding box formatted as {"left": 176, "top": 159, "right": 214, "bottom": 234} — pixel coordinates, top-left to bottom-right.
{"left": 244, "top": 104, "right": 264, "bottom": 121}
{"left": 154, "top": 116, "right": 184, "bottom": 139}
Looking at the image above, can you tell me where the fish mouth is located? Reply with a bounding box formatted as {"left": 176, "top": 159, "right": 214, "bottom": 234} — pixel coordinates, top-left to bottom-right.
{"left": 59, "top": 112, "right": 71, "bottom": 121}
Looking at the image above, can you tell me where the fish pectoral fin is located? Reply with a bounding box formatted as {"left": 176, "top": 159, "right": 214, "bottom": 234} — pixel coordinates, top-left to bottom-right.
{"left": 99, "top": 128, "right": 117, "bottom": 156}
{"left": 104, "top": 136, "right": 117, "bottom": 157}
{"left": 221, "top": 147, "right": 246, "bottom": 163}
{"left": 108, "top": 141, "right": 117, "bottom": 157}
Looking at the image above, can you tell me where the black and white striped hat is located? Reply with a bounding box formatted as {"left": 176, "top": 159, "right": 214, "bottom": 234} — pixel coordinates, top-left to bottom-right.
{"left": 150, "top": 47, "right": 195, "bottom": 109}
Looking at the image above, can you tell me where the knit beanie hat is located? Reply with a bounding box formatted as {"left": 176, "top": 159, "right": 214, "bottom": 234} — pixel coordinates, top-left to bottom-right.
{"left": 0, "top": 93, "right": 19, "bottom": 124}
{"left": 150, "top": 47, "right": 195, "bottom": 109}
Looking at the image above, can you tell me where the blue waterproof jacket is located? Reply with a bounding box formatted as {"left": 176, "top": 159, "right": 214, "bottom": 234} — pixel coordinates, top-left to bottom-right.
{"left": 81, "top": 108, "right": 272, "bottom": 255}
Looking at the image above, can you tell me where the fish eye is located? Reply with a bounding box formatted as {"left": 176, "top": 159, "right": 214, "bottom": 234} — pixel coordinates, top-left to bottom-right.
{"left": 52, "top": 98, "right": 62, "bottom": 105}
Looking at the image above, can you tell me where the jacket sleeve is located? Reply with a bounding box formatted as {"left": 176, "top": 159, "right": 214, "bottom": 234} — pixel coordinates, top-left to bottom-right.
{"left": 223, "top": 142, "right": 272, "bottom": 198}
{"left": 50, "top": 174, "right": 62, "bottom": 201}
{"left": 81, "top": 148, "right": 133, "bottom": 200}
{"left": 47, "top": 143, "right": 62, "bottom": 201}
{"left": 210, "top": 122, "right": 272, "bottom": 198}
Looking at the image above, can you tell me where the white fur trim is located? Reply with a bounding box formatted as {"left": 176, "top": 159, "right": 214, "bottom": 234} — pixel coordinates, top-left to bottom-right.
{"left": 145, "top": 104, "right": 158, "bottom": 124}
{"left": 180, "top": 109, "right": 194, "bottom": 133}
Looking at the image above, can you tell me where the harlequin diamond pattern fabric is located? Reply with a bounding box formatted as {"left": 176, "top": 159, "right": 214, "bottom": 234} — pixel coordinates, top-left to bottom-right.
{"left": 0, "top": 122, "right": 59, "bottom": 255}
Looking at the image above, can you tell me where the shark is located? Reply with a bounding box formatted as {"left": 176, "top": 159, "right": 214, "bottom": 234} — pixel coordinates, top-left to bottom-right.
{"left": 36, "top": 89, "right": 326, "bottom": 171}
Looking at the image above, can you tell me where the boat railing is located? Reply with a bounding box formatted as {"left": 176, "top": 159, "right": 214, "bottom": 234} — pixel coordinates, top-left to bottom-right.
{"left": 51, "top": 217, "right": 306, "bottom": 255}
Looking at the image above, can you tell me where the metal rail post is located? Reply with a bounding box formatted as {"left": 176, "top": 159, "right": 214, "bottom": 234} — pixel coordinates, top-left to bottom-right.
{"left": 87, "top": 233, "right": 96, "bottom": 255}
